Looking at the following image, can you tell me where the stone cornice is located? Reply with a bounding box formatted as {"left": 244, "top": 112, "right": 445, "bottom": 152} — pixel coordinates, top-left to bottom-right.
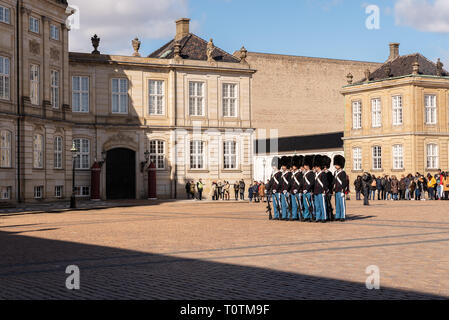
{"left": 343, "top": 132, "right": 449, "bottom": 141}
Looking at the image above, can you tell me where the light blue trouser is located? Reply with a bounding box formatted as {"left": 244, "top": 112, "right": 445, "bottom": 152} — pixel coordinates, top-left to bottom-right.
{"left": 272, "top": 193, "right": 281, "bottom": 219}
{"left": 291, "top": 193, "right": 301, "bottom": 219}
{"left": 302, "top": 192, "right": 312, "bottom": 219}
{"left": 314, "top": 193, "right": 327, "bottom": 221}
{"left": 280, "top": 193, "right": 290, "bottom": 219}
{"left": 335, "top": 192, "right": 346, "bottom": 220}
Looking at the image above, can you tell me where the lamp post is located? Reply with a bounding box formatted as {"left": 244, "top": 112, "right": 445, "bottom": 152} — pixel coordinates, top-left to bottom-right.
{"left": 70, "top": 142, "right": 78, "bottom": 209}
{"left": 263, "top": 158, "right": 267, "bottom": 183}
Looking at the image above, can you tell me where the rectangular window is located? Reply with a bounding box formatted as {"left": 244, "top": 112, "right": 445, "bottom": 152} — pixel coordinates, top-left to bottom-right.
{"left": 30, "top": 64, "right": 39, "bottom": 105}
{"left": 0, "top": 186, "right": 11, "bottom": 200}
{"left": 51, "top": 70, "right": 59, "bottom": 109}
{"left": 72, "top": 76, "right": 89, "bottom": 112}
{"left": 190, "top": 140, "right": 204, "bottom": 169}
{"left": 0, "top": 56, "right": 10, "bottom": 100}
{"left": 371, "top": 98, "right": 381, "bottom": 128}
{"left": 426, "top": 144, "right": 439, "bottom": 169}
{"left": 54, "top": 136, "right": 63, "bottom": 169}
{"left": 189, "top": 82, "right": 204, "bottom": 116}
{"left": 352, "top": 101, "right": 362, "bottom": 129}
{"left": 149, "top": 80, "right": 164, "bottom": 115}
{"left": 55, "top": 185, "right": 63, "bottom": 198}
{"left": 111, "top": 78, "right": 128, "bottom": 114}
{"left": 223, "top": 83, "right": 238, "bottom": 117}
{"left": 75, "top": 186, "right": 90, "bottom": 197}
{"left": 33, "top": 134, "right": 44, "bottom": 169}
{"left": 50, "top": 24, "right": 59, "bottom": 40}
{"left": 372, "top": 146, "right": 382, "bottom": 170}
{"left": 353, "top": 147, "right": 362, "bottom": 171}
{"left": 73, "top": 138, "right": 90, "bottom": 169}
{"left": 223, "top": 141, "right": 237, "bottom": 169}
{"left": 149, "top": 140, "right": 165, "bottom": 169}
{"left": 392, "top": 95, "right": 403, "bottom": 125}
{"left": 0, "top": 130, "right": 11, "bottom": 168}
{"left": 0, "top": 6, "right": 11, "bottom": 24}
{"left": 29, "top": 16, "right": 39, "bottom": 33}
{"left": 393, "top": 144, "right": 404, "bottom": 170}
{"left": 425, "top": 95, "right": 437, "bottom": 125}
{"left": 34, "top": 186, "right": 43, "bottom": 199}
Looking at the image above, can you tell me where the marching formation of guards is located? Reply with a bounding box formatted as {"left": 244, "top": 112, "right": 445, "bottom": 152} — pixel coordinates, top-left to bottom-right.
{"left": 266, "top": 154, "right": 349, "bottom": 223}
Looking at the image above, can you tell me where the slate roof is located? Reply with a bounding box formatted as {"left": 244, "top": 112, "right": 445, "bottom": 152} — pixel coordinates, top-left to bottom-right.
{"left": 254, "top": 132, "right": 344, "bottom": 154}
{"left": 148, "top": 33, "right": 240, "bottom": 63}
{"left": 355, "top": 53, "right": 449, "bottom": 84}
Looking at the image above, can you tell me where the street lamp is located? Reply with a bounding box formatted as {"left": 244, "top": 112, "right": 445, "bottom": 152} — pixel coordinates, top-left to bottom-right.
{"left": 70, "top": 142, "right": 78, "bottom": 209}
{"left": 263, "top": 158, "right": 267, "bottom": 183}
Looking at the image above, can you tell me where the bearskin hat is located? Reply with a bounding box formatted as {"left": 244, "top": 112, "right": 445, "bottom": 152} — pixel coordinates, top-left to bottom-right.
{"left": 298, "top": 155, "right": 304, "bottom": 168}
{"left": 303, "top": 155, "right": 314, "bottom": 168}
{"left": 333, "top": 155, "right": 346, "bottom": 169}
{"left": 280, "top": 156, "right": 291, "bottom": 169}
{"left": 292, "top": 155, "right": 301, "bottom": 169}
{"left": 271, "top": 156, "right": 281, "bottom": 170}
{"left": 323, "top": 156, "right": 331, "bottom": 169}
{"left": 312, "top": 155, "right": 321, "bottom": 168}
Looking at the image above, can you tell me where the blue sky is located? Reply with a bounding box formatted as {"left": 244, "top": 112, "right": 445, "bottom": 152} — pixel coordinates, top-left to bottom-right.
{"left": 69, "top": 0, "right": 449, "bottom": 65}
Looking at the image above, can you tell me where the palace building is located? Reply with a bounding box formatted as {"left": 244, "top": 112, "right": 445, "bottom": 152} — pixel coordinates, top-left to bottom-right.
{"left": 342, "top": 43, "right": 449, "bottom": 183}
{"left": 0, "top": 0, "right": 255, "bottom": 203}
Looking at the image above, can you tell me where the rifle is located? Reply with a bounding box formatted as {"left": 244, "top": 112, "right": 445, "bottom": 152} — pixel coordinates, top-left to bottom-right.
{"left": 303, "top": 192, "right": 313, "bottom": 219}
{"left": 285, "top": 192, "right": 293, "bottom": 219}
{"left": 266, "top": 192, "right": 273, "bottom": 220}
{"left": 294, "top": 192, "right": 304, "bottom": 220}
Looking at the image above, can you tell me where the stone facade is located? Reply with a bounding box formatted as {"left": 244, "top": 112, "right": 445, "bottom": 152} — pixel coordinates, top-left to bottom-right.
{"left": 0, "top": 0, "right": 254, "bottom": 203}
{"left": 342, "top": 45, "right": 449, "bottom": 185}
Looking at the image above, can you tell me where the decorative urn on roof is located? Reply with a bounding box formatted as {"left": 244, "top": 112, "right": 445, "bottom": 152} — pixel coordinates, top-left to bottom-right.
{"left": 91, "top": 34, "right": 100, "bottom": 54}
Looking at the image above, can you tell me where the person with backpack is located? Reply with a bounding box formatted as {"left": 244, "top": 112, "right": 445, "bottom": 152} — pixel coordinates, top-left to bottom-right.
{"left": 354, "top": 176, "right": 362, "bottom": 200}
{"left": 239, "top": 180, "right": 245, "bottom": 201}
{"left": 185, "top": 181, "right": 191, "bottom": 199}
{"left": 233, "top": 181, "right": 240, "bottom": 200}
{"left": 189, "top": 180, "right": 196, "bottom": 200}
{"left": 370, "top": 175, "right": 377, "bottom": 201}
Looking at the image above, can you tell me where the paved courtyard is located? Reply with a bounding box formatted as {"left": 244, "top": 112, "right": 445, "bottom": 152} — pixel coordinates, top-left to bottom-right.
{"left": 0, "top": 199, "right": 448, "bottom": 300}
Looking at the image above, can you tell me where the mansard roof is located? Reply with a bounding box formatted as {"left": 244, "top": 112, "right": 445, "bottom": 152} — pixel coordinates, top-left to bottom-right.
{"left": 355, "top": 53, "right": 449, "bottom": 84}
{"left": 148, "top": 33, "right": 241, "bottom": 63}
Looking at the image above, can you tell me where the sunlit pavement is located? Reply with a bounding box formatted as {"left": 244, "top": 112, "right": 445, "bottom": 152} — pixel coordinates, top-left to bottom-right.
{"left": 0, "top": 199, "right": 448, "bottom": 299}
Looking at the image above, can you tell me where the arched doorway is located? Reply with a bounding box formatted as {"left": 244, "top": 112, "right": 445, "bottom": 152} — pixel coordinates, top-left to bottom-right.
{"left": 106, "top": 148, "right": 136, "bottom": 199}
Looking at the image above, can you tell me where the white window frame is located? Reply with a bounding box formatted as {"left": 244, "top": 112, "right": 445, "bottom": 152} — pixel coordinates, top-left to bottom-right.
{"left": 353, "top": 147, "right": 362, "bottom": 171}
{"left": 0, "top": 6, "right": 11, "bottom": 24}
{"left": 111, "top": 78, "right": 128, "bottom": 114}
{"left": 149, "top": 140, "right": 165, "bottom": 169}
{"left": 30, "top": 64, "right": 39, "bottom": 105}
{"left": 372, "top": 146, "right": 382, "bottom": 170}
{"left": 75, "top": 186, "right": 90, "bottom": 197}
{"left": 34, "top": 186, "right": 43, "bottom": 199}
{"left": 51, "top": 70, "right": 59, "bottom": 109}
{"left": 148, "top": 80, "right": 165, "bottom": 115}
{"left": 72, "top": 76, "right": 89, "bottom": 113}
{"left": 392, "top": 144, "right": 404, "bottom": 170}
{"left": 222, "top": 83, "right": 238, "bottom": 117}
{"left": 425, "top": 95, "right": 437, "bottom": 125}
{"left": 55, "top": 185, "right": 63, "bottom": 198}
{"left": 33, "top": 134, "right": 44, "bottom": 169}
{"left": 223, "top": 140, "right": 237, "bottom": 169}
{"left": 50, "top": 24, "right": 60, "bottom": 41}
{"left": 392, "top": 95, "right": 403, "bottom": 126}
{"left": 29, "top": 16, "right": 39, "bottom": 33}
{"left": 426, "top": 143, "right": 439, "bottom": 170}
{"left": 190, "top": 140, "right": 205, "bottom": 170}
{"left": 0, "top": 56, "right": 10, "bottom": 100}
{"left": 54, "top": 136, "right": 63, "bottom": 169}
{"left": 352, "top": 101, "right": 362, "bottom": 129}
{"left": 0, "top": 186, "right": 11, "bottom": 200}
{"left": 371, "top": 98, "right": 382, "bottom": 128}
{"left": 189, "top": 81, "right": 205, "bottom": 116}
{"left": 73, "top": 138, "right": 90, "bottom": 170}
{"left": 0, "top": 130, "right": 11, "bottom": 168}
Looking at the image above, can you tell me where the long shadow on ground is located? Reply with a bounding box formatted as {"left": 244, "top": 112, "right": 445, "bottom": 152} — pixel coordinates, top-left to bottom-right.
{"left": 0, "top": 230, "right": 444, "bottom": 300}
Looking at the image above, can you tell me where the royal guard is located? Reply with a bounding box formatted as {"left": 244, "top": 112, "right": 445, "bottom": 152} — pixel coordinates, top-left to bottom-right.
{"left": 289, "top": 155, "right": 303, "bottom": 221}
{"left": 313, "top": 155, "right": 329, "bottom": 223}
{"left": 323, "top": 155, "right": 335, "bottom": 221}
{"left": 333, "top": 155, "right": 348, "bottom": 222}
{"left": 279, "top": 156, "right": 292, "bottom": 221}
{"left": 302, "top": 155, "right": 315, "bottom": 222}
{"left": 266, "top": 157, "right": 282, "bottom": 220}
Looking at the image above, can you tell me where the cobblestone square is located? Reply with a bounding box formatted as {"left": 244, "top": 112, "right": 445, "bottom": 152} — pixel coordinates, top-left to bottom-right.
{"left": 0, "top": 200, "right": 448, "bottom": 300}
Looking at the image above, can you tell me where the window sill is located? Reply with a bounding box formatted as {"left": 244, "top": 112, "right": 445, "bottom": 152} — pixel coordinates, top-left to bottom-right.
{"left": 187, "top": 169, "right": 210, "bottom": 174}
{"left": 222, "top": 169, "right": 242, "bottom": 173}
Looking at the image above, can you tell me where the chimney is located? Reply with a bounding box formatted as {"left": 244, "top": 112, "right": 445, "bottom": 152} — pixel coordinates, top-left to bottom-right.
{"left": 175, "top": 18, "right": 190, "bottom": 41}
{"left": 388, "top": 43, "right": 400, "bottom": 61}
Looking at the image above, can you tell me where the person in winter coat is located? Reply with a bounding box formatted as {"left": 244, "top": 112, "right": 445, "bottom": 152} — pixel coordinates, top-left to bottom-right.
{"left": 443, "top": 172, "right": 449, "bottom": 200}
{"left": 427, "top": 174, "right": 436, "bottom": 200}
{"left": 233, "top": 181, "right": 240, "bottom": 200}
{"left": 354, "top": 176, "right": 362, "bottom": 200}
{"left": 391, "top": 176, "right": 399, "bottom": 200}
{"left": 362, "top": 172, "right": 372, "bottom": 206}
{"left": 399, "top": 175, "right": 406, "bottom": 200}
